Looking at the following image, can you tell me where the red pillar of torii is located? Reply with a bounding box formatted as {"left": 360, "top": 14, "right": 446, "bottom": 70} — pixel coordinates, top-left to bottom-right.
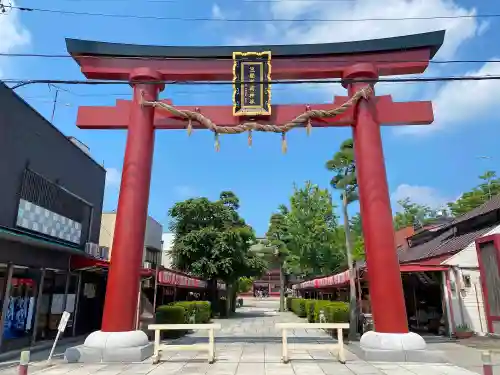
{"left": 66, "top": 31, "right": 444, "bottom": 335}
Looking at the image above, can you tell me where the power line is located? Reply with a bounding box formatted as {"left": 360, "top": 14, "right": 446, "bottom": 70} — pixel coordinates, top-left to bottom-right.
{"left": 6, "top": 75, "right": 500, "bottom": 87}
{"left": 7, "top": 5, "right": 500, "bottom": 23}
{"left": 0, "top": 52, "right": 498, "bottom": 66}
{"left": 23, "top": 85, "right": 334, "bottom": 99}
{"left": 39, "top": 0, "right": 357, "bottom": 2}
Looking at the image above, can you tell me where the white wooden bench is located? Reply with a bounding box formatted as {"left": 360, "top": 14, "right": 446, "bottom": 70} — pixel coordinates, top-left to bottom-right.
{"left": 275, "top": 322, "right": 349, "bottom": 364}
{"left": 148, "top": 323, "right": 222, "bottom": 364}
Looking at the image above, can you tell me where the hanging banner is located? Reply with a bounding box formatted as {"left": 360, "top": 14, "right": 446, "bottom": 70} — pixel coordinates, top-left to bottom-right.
{"left": 232, "top": 51, "right": 272, "bottom": 117}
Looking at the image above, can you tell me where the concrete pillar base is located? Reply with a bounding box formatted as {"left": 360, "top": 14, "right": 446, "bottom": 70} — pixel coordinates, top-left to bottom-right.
{"left": 65, "top": 330, "right": 153, "bottom": 363}
{"left": 352, "top": 331, "right": 448, "bottom": 363}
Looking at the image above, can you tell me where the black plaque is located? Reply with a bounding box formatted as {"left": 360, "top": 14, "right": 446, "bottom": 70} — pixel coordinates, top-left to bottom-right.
{"left": 233, "top": 51, "right": 271, "bottom": 116}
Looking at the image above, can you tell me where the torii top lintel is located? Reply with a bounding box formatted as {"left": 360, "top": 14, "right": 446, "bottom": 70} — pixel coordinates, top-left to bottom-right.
{"left": 65, "top": 30, "right": 445, "bottom": 81}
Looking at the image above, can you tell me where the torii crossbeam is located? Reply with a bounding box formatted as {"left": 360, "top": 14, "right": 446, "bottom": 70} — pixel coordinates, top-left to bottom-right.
{"left": 65, "top": 30, "right": 445, "bottom": 361}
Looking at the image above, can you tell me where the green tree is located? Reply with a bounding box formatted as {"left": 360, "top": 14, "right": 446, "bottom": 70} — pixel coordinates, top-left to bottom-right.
{"left": 393, "top": 198, "right": 438, "bottom": 230}
{"left": 285, "top": 181, "right": 345, "bottom": 278}
{"left": 265, "top": 205, "right": 292, "bottom": 312}
{"left": 448, "top": 171, "right": 500, "bottom": 216}
{"left": 236, "top": 277, "right": 254, "bottom": 294}
{"left": 326, "top": 138, "right": 358, "bottom": 340}
{"left": 169, "top": 191, "right": 266, "bottom": 316}
{"left": 349, "top": 213, "right": 365, "bottom": 260}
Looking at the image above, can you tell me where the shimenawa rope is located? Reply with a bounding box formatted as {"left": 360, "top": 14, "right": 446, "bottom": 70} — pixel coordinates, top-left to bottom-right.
{"left": 141, "top": 85, "right": 372, "bottom": 153}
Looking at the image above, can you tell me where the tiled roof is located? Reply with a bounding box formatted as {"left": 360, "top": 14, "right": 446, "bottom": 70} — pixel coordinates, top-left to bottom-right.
{"left": 398, "top": 225, "right": 496, "bottom": 263}
{"left": 394, "top": 226, "right": 414, "bottom": 249}
{"left": 451, "top": 194, "right": 500, "bottom": 225}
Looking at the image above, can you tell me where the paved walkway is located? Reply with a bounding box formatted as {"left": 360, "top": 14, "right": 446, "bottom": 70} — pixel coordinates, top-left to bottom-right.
{"left": 0, "top": 298, "right": 490, "bottom": 375}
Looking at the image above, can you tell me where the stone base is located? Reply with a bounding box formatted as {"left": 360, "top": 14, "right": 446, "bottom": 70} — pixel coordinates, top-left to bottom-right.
{"left": 350, "top": 331, "right": 447, "bottom": 363}
{"left": 65, "top": 330, "right": 154, "bottom": 363}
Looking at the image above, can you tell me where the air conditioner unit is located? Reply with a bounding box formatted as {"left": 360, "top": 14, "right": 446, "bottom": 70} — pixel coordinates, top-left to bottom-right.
{"left": 85, "top": 242, "right": 99, "bottom": 258}
{"left": 100, "top": 247, "right": 110, "bottom": 260}
{"left": 143, "top": 261, "right": 152, "bottom": 269}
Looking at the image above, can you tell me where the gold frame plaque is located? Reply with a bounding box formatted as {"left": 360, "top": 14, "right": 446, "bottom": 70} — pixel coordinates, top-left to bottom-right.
{"left": 232, "top": 51, "right": 272, "bottom": 117}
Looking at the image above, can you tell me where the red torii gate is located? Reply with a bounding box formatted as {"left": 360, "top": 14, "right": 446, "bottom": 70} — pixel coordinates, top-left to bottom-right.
{"left": 65, "top": 30, "right": 444, "bottom": 351}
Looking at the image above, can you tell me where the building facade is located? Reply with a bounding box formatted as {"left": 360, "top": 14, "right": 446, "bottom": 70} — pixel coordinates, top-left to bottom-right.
{"left": 99, "top": 213, "right": 163, "bottom": 269}
{"left": 295, "top": 196, "right": 500, "bottom": 337}
{"left": 0, "top": 82, "right": 106, "bottom": 351}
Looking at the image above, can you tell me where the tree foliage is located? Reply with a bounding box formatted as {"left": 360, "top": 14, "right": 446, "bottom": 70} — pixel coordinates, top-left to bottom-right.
{"left": 282, "top": 181, "right": 346, "bottom": 277}
{"left": 326, "top": 138, "right": 358, "bottom": 203}
{"left": 448, "top": 171, "right": 500, "bottom": 217}
{"left": 168, "top": 191, "right": 266, "bottom": 284}
{"left": 393, "top": 198, "right": 439, "bottom": 230}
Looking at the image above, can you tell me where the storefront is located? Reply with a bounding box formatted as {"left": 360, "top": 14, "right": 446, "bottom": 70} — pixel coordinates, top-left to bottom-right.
{"left": 0, "top": 228, "right": 86, "bottom": 352}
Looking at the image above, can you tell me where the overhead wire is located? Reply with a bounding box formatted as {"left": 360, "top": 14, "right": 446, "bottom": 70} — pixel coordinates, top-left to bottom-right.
{"left": 5, "top": 4, "right": 500, "bottom": 23}
{"left": 5, "top": 75, "right": 500, "bottom": 87}
{"left": 36, "top": 0, "right": 358, "bottom": 2}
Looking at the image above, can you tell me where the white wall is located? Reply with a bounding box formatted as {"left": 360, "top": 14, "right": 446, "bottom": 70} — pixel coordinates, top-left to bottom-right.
{"left": 442, "top": 224, "right": 500, "bottom": 335}
{"left": 99, "top": 213, "right": 117, "bottom": 255}
{"left": 161, "top": 233, "right": 175, "bottom": 268}
{"left": 446, "top": 269, "right": 488, "bottom": 335}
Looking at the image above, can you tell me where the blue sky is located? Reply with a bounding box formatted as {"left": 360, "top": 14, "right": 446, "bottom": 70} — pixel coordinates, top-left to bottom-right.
{"left": 2, "top": 0, "right": 500, "bottom": 236}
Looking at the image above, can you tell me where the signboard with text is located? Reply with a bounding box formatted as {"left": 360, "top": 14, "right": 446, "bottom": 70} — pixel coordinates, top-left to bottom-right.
{"left": 232, "top": 51, "right": 271, "bottom": 117}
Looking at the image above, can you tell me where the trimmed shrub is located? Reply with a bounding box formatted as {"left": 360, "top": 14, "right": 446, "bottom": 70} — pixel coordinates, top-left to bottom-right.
{"left": 172, "top": 301, "right": 211, "bottom": 324}
{"left": 324, "top": 302, "right": 349, "bottom": 323}
{"left": 291, "top": 298, "right": 307, "bottom": 317}
{"left": 305, "top": 300, "right": 316, "bottom": 323}
{"left": 289, "top": 299, "right": 349, "bottom": 323}
{"left": 155, "top": 305, "right": 186, "bottom": 338}
{"left": 193, "top": 301, "right": 211, "bottom": 323}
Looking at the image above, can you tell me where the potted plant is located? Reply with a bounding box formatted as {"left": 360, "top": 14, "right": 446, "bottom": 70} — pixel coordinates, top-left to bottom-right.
{"left": 455, "top": 323, "right": 474, "bottom": 339}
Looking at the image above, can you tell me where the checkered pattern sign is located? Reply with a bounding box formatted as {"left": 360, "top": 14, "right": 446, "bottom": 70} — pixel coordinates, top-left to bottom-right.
{"left": 16, "top": 199, "right": 82, "bottom": 244}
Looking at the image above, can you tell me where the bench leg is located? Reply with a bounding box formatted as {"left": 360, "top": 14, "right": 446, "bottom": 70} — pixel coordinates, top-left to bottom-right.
{"left": 282, "top": 329, "right": 288, "bottom": 364}
{"left": 153, "top": 330, "right": 161, "bottom": 364}
{"left": 208, "top": 329, "right": 215, "bottom": 363}
{"left": 337, "top": 328, "right": 346, "bottom": 364}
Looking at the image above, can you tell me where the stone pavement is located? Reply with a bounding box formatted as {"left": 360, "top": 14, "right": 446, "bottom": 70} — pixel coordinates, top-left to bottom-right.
{"left": 0, "top": 298, "right": 489, "bottom": 375}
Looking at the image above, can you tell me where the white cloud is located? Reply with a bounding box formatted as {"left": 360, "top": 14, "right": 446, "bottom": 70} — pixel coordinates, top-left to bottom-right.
{"left": 398, "top": 59, "right": 500, "bottom": 135}
{"left": 105, "top": 167, "right": 121, "bottom": 188}
{"left": 229, "top": 0, "right": 485, "bottom": 117}
{"left": 264, "top": 0, "right": 480, "bottom": 61}
{"left": 391, "top": 183, "right": 452, "bottom": 210}
{"left": 211, "top": 3, "right": 225, "bottom": 20}
{"left": 0, "top": 1, "right": 30, "bottom": 77}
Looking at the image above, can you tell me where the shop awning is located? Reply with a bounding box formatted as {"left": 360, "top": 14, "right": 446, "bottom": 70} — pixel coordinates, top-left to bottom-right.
{"left": 158, "top": 269, "right": 207, "bottom": 289}
{"left": 296, "top": 259, "right": 451, "bottom": 289}
{"left": 70, "top": 255, "right": 153, "bottom": 277}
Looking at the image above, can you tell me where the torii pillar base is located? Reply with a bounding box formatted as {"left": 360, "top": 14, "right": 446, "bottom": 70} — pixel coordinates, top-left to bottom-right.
{"left": 65, "top": 331, "right": 153, "bottom": 363}
{"left": 355, "top": 331, "right": 447, "bottom": 363}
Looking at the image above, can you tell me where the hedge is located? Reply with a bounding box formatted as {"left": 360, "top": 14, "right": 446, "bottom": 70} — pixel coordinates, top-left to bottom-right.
{"left": 289, "top": 298, "right": 349, "bottom": 324}
{"left": 155, "top": 305, "right": 186, "bottom": 338}
{"left": 173, "top": 301, "right": 211, "bottom": 324}
{"left": 291, "top": 298, "right": 307, "bottom": 317}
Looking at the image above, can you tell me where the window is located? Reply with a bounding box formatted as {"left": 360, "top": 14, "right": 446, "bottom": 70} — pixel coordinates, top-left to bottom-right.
{"left": 19, "top": 169, "right": 89, "bottom": 223}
